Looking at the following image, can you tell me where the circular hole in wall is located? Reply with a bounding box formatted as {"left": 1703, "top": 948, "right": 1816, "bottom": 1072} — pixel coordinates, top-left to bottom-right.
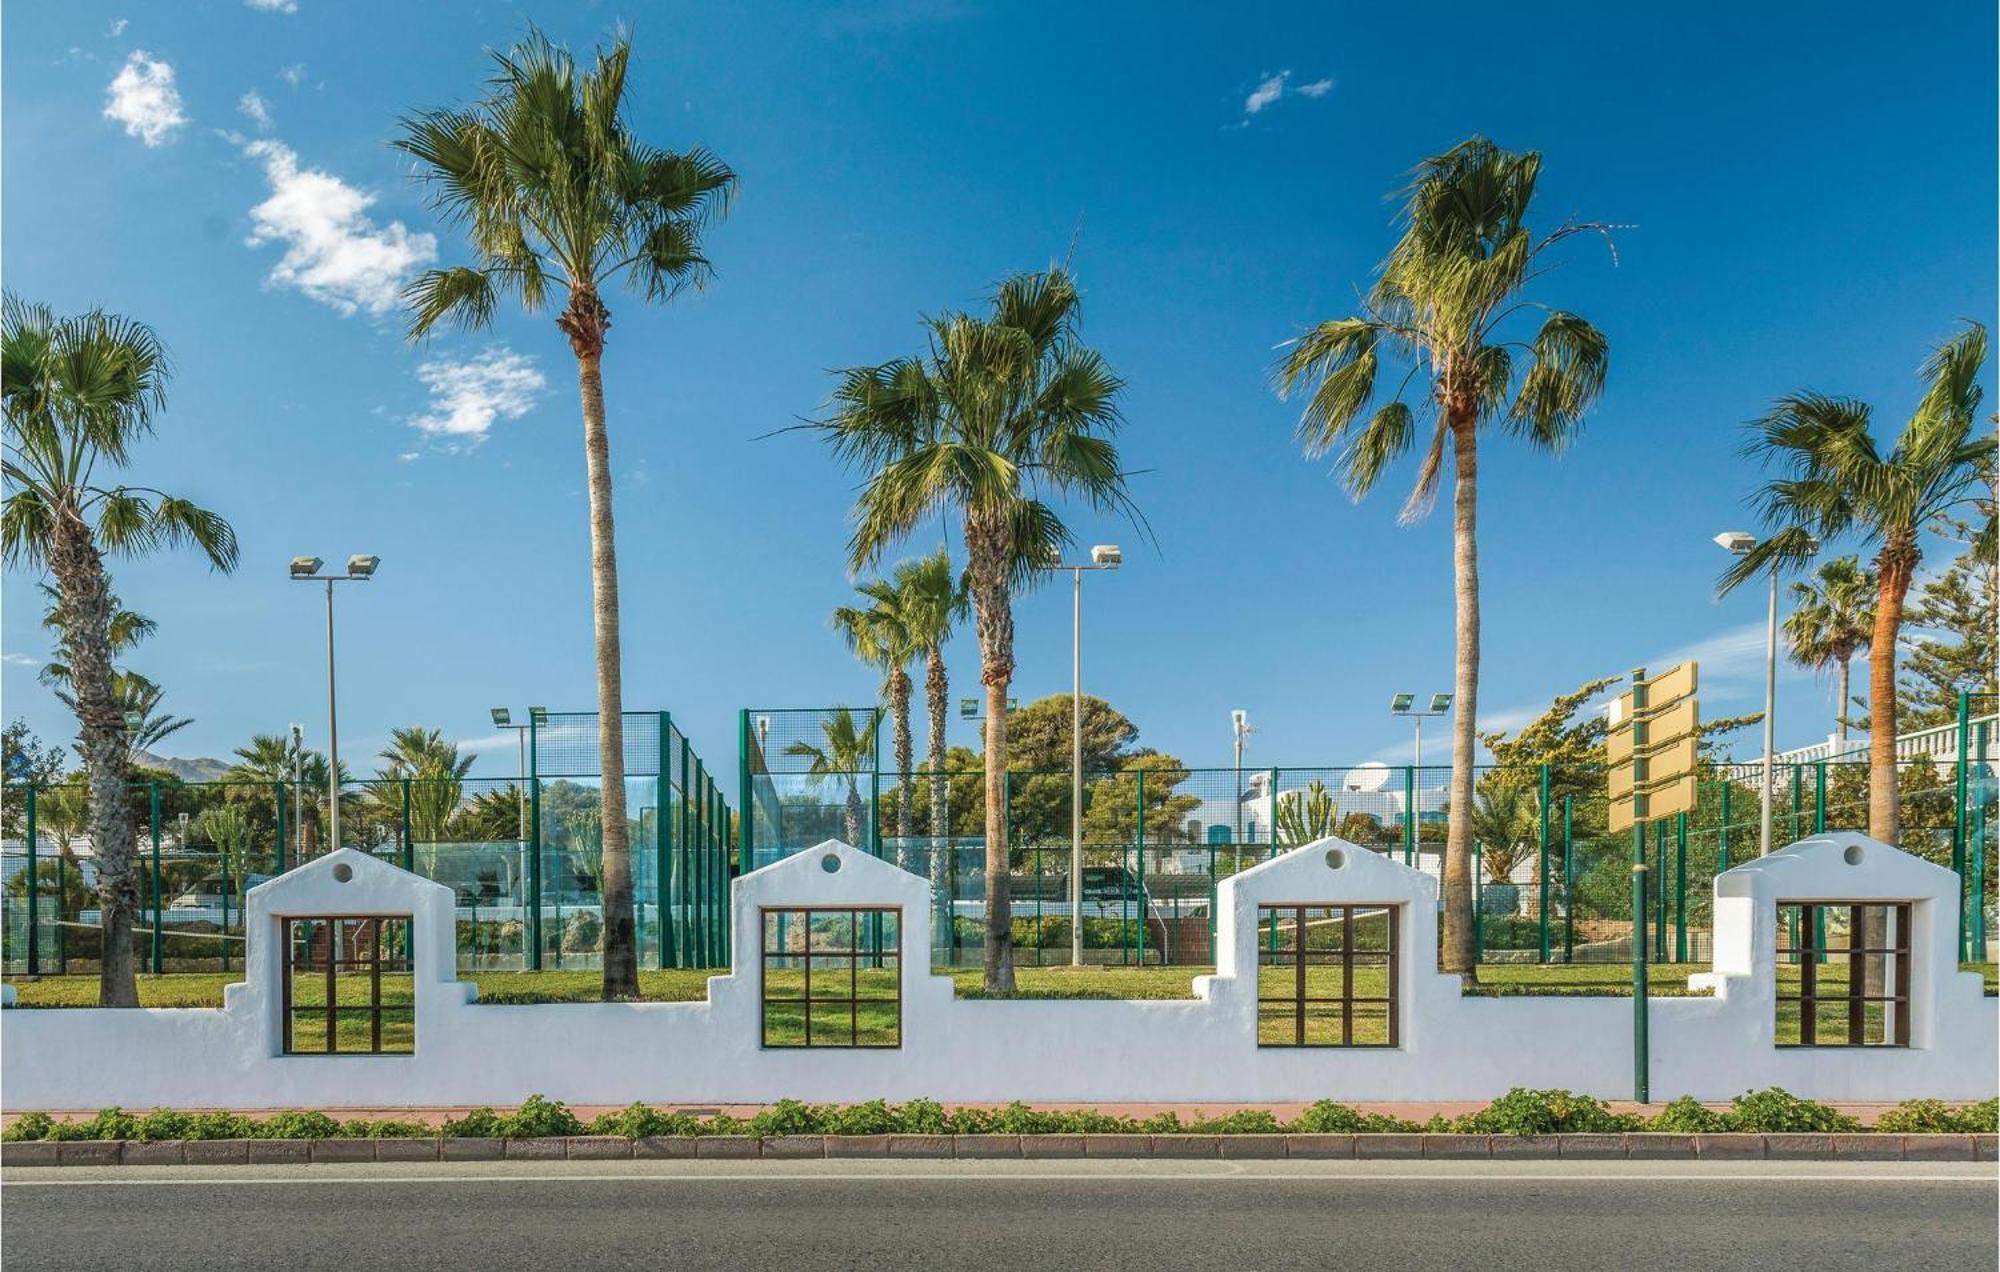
{"left": 1842, "top": 844, "right": 1864, "bottom": 867}
{"left": 331, "top": 863, "right": 354, "bottom": 883}
{"left": 1324, "top": 847, "right": 1347, "bottom": 871}
{"left": 820, "top": 853, "right": 842, "bottom": 874}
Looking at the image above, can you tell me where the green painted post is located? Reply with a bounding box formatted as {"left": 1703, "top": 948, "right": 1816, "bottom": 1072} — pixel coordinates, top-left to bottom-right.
{"left": 682, "top": 743, "right": 694, "bottom": 964}
{"left": 1654, "top": 819, "right": 1668, "bottom": 963}
{"left": 1135, "top": 768, "right": 1147, "bottom": 966}
{"left": 1033, "top": 839, "right": 1043, "bottom": 966}
{"left": 1718, "top": 783, "right": 1731, "bottom": 874}
{"left": 1951, "top": 691, "right": 1970, "bottom": 956}
{"left": 870, "top": 709, "right": 882, "bottom": 857}
{"left": 1629, "top": 666, "right": 1650, "bottom": 1102}
{"left": 24, "top": 784, "right": 38, "bottom": 976}
{"left": 1789, "top": 764, "right": 1803, "bottom": 845}
{"left": 220, "top": 854, "right": 231, "bottom": 974}
{"left": 658, "top": 713, "right": 673, "bottom": 971}
{"left": 737, "top": 710, "right": 752, "bottom": 878}
{"left": 1975, "top": 720, "right": 1990, "bottom": 958}
{"left": 527, "top": 716, "right": 542, "bottom": 971}
{"left": 1403, "top": 765, "right": 1416, "bottom": 866}
{"left": 1003, "top": 770, "right": 1013, "bottom": 963}
{"left": 274, "top": 781, "right": 287, "bottom": 875}
{"left": 1813, "top": 762, "right": 1827, "bottom": 833}
{"left": 1267, "top": 768, "right": 1278, "bottom": 861}
{"left": 1561, "top": 795, "right": 1574, "bottom": 963}
{"left": 1472, "top": 840, "right": 1483, "bottom": 964}
{"left": 1206, "top": 835, "right": 1218, "bottom": 963}
{"left": 55, "top": 851, "right": 68, "bottom": 973}
{"left": 150, "top": 781, "right": 163, "bottom": 974}
{"left": 1674, "top": 812, "right": 1687, "bottom": 964}
{"left": 1537, "top": 764, "right": 1551, "bottom": 963}
{"left": 400, "top": 779, "right": 414, "bottom": 872}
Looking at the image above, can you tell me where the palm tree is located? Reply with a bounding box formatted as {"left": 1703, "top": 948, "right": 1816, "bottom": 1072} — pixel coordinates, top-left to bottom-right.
{"left": 1274, "top": 139, "right": 1613, "bottom": 978}
{"left": 816, "top": 267, "right": 1135, "bottom": 992}
{"left": 834, "top": 578, "right": 916, "bottom": 853}
{"left": 36, "top": 583, "right": 155, "bottom": 691}
{"left": 1783, "top": 556, "right": 1876, "bottom": 746}
{"left": 396, "top": 30, "right": 736, "bottom": 1000}
{"left": 373, "top": 726, "right": 476, "bottom": 844}
{"left": 2, "top": 298, "right": 238, "bottom": 1007}
{"left": 226, "top": 732, "right": 338, "bottom": 859}
{"left": 785, "top": 709, "right": 881, "bottom": 850}
{"left": 70, "top": 671, "right": 192, "bottom": 755}
{"left": 893, "top": 547, "right": 968, "bottom": 900}
{"left": 1722, "top": 321, "right": 1990, "bottom": 844}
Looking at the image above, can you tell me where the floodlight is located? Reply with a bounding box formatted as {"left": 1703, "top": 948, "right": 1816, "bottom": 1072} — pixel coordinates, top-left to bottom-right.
{"left": 122, "top": 710, "right": 144, "bottom": 730}
{"left": 289, "top": 556, "right": 323, "bottom": 578}
{"left": 529, "top": 705, "right": 549, "bottom": 723}
{"left": 1090, "top": 544, "right": 1122, "bottom": 568}
{"left": 1429, "top": 693, "right": 1453, "bottom": 713}
{"left": 1713, "top": 531, "right": 1755, "bottom": 554}
{"left": 345, "top": 554, "right": 380, "bottom": 577}
{"left": 491, "top": 707, "right": 512, "bottom": 727}
{"left": 1390, "top": 692, "right": 1415, "bottom": 713}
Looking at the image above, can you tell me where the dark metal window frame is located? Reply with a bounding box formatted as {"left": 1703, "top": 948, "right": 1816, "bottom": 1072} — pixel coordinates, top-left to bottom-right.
{"left": 279, "top": 914, "right": 413, "bottom": 1056}
{"left": 759, "top": 906, "right": 902, "bottom": 1049}
{"left": 1774, "top": 900, "right": 1912, "bottom": 1048}
{"left": 1255, "top": 903, "right": 1400, "bottom": 1048}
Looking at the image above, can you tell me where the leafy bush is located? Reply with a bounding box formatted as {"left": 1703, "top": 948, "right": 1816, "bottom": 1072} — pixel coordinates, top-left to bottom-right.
{"left": 586, "top": 1103, "right": 702, "bottom": 1138}
{"left": 259, "top": 1111, "right": 342, "bottom": 1139}
{"left": 1957, "top": 1098, "right": 2000, "bottom": 1132}
{"left": 185, "top": 1112, "right": 261, "bottom": 1141}
{"left": 1189, "top": 1109, "right": 1283, "bottom": 1134}
{"left": 47, "top": 1108, "right": 136, "bottom": 1141}
{"left": 1288, "top": 1100, "right": 1417, "bottom": 1134}
{"left": 336, "top": 1119, "right": 433, "bottom": 1139}
{"left": 896, "top": 1099, "right": 952, "bottom": 1135}
{"left": 749, "top": 1099, "right": 827, "bottom": 1136}
{"left": 824, "top": 1100, "right": 898, "bottom": 1136}
{"left": 1452, "top": 1088, "right": 1640, "bottom": 1135}
{"left": 501, "top": 1094, "right": 584, "bottom": 1138}
{"left": 1875, "top": 1098, "right": 1999, "bottom": 1134}
{"left": 440, "top": 1107, "right": 505, "bottom": 1138}
{"left": 134, "top": 1108, "right": 193, "bottom": 1142}
{"left": 3, "top": 1112, "right": 55, "bottom": 1142}
{"left": 1646, "top": 1097, "right": 1732, "bottom": 1133}
{"left": 1726, "top": 1088, "right": 1860, "bottom": 1133}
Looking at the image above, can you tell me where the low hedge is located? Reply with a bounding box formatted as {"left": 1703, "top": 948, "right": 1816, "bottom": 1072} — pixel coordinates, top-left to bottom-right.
{"left": 5, "top": 1089, "right": 1994, "bottom": 1142}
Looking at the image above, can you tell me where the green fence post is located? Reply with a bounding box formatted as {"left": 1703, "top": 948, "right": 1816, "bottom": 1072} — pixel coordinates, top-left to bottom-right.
{"left": 1402, "top": 765, "right": 1416, "bottom": 866}
{"left": 1975, "top": 719, "right": 1990, "bottom": 958}
{"left": 737, "top": 710, "right": 752, "bottom": 879}
{"left": 400, "top": 778, "right": 413, "bottom": 872}
{"left": 220, "top": 855, "right": 231, "bottom": 974}
{"left": 1951, "top": 691, "right": 1970, "bottom": 957}
{"left": 1206, "top": 833, "right": 1218, "bottom": 964}
{"left": 658, "top": 712, "right": 673, "bottom": 971}
{"left": 150, "top": 780, "right": 163, "bottom": 974}
{"left": 1537, "top": 764, "right": 1551, "bottom": 963}
{"left": 55, "top": 850, "right": 68, "bottom": 973}
{"left": 1674, "top": 812, "right": 1687, "bottom": 964}
{"left": 1561, "top": 795, "right": 1574, "bottom": 963}
{"left": 683, "top": 742, "right": 695, "bottom": 965}
{"left": 1135, "top": 767, "right": 1147, "bottom": 966}
{"left": 1003, "top": 769, "right": 1014, "bottom": 960}
{"left": 527, "top": 715, "right": 542, "bottom": 971}
{"left": 1789, "top": 763, "right": 1803, "bottom": 845}
{"left": 1719, "top": 783, "right": 1731, "bottom": 874}
{"left": 24, "top": 783, "right": 38, "bottom": 976}
{"left": 1267, "top": 768, "right": 1278, "bottom": 862}
{"left": 870, "top": 708, "right": 882, "bottom": 857}
{"left": 1813, "top": 761, "right": 1827, "bottom": 833}
{"left": 274, "top": 781, "right": 287, "bottom": 875}
{"left": 1631, "top": 816, "right": 1649, "bottom": 1102}
{"left": 1653, "top": 818, "right": 1668, "bottom": 963}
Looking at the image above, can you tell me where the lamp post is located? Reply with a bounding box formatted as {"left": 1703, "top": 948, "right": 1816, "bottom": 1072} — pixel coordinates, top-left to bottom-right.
{"left": 288, "top": 722, "right": 306, "bottom": 863}
{"left": 491, "top": 708, "right": 533, "bottom": 843}
{"left": 1391, "top": 692, "right": 1453, "bottom": 844}
{"left": 1042, "top": 544, "right": 1122, "bottom": 968}
{"left": 290, "top": 554, "right": 378, "bottom": 855}
{"left": 1715, "top": 531, "right": 1805, "bottom": 857}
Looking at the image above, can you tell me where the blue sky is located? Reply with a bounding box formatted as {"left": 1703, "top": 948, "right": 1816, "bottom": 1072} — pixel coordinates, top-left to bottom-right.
{"left": 3, "top": 1, "right": 1994, "bottom": 782}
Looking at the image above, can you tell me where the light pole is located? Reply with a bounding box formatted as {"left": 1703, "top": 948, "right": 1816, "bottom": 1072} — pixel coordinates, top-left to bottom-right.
{"left": 491, "top": 708, "right": 533, "bottom": 843}
{"left": 1043, "top": 544, "right": 1122, "bottom": 968}
{"left": 1391, "top": 692, "right": 1453, "bottom": 837}
{"left": 1715, "top": 531, "right": 1786, "bottom": 856}
{"left": 288, "top": 722, "right": 306, "bottom": 863}
{"left": 290, "top": 554, "right": 379, "bottom": 856}
{"left": 1232, "top": 710, "right": 1253, "bottom": 843}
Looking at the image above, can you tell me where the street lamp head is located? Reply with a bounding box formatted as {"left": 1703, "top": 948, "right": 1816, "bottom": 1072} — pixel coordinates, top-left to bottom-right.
{"left": 528, "top": 705, "right": 548, "bottom": 724}
{"left": 1429, "top": 693, "right": 1453, "bottom": 714}
{"left": 345, "top": 554, "right": 380, "bottom": 578}
{"left": 490, "top": 707, "right": 512, "bottom": 727}
{"left": 1713, "top": 531, "right": 1756, "bottom": 555}
{"left": 289, "top": 555, "right": 324, "bottom": 578}
{"left": 1090, "top": 544, "right": 1122, "bottom": 568}
{"left": 1389, "top": 692, "right": 1415, "bottom": 713}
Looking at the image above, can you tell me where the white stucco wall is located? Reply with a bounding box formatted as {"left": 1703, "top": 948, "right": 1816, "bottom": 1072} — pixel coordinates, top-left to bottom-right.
{"left": 3, "top": 834, "right": 1993, "bottom": 1109}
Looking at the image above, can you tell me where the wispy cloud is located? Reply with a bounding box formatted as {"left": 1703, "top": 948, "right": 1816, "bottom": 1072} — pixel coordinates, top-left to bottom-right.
{"left": 277, "top": 62, "right": 306, "bottom": 88}
{"left": 107, "top": 18, "right": 129, "bottom": 37}
{"left": 241, "top": 138, "right": 437, "bottom": 316}
{"left": 2, "top": 652, "right": 41, "bottom": 669}
{"left": 1296, "top": 77, "right": 1334, "bottom": 98}
{"left": 238, "top": 89, "right": 273, "bottom": 131}
{"left": 104, "top": 50, "right": 188, "bottom": 146}
{"left": 245, "top": 0, "right": 299, "bottom": 13}
{"left": 1239, "top": 69, "right": 1336, "bottom": 122}
{"left": 409, "top": 347, "right": 546, "bottom": 447}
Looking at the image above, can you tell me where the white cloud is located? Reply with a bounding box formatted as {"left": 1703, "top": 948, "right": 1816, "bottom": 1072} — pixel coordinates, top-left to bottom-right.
{"left": 2, "top": 652, "right": 41, "bottom": 669}
{"left": 1297, "top": 77, "right": 1335, "bottom": 98}
{"left": 409, "top": 347, "right": 546, "bottom": 445}
{"left": 238, "top": 89, "right": 273, "bottom": 130}
{"left": 107, "top": 18, "right": 129, "bottom": 37}
{"left": 246, "top": 0, "right": 299, "bottom": 12}
{"left": 1243, "top": 71, "right": 1288, "bottom": 115}
{"left": 277, "top": 63, "right": 306, "bottom": 88}
{"left": 242, "top": 138, "right": 436, "bottom": 316}
{"left": 104, "top": 50, "right": 188, "bottom": 146}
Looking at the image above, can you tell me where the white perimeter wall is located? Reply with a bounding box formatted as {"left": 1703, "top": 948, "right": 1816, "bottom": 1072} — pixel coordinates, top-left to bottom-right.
{"left": 3, "top": 833, "right": 1993, "bottom": 1110}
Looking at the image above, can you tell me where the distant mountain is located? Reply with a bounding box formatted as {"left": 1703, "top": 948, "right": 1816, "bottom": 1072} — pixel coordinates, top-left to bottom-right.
{"left": 130, "top": 750, "right": 232, "bottom": 783}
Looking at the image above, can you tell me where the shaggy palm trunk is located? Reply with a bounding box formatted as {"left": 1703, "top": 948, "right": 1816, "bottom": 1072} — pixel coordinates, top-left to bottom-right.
{"left": 966, "top": 511, "right": 1015, "bottom": 992}
{"left": 1441, "top": 421, "right": 1480, "bottom": 980}
{"left": 843, "top": 781, "right": 863, "bottom": 850}
{"left": 50, "top": 518, "right": 139, "bottom": 1006}
{"left": 1863, "top": 538, "right": 1917, "bottom": 996}
{"left": 925, "top": 646, "right": 950, "bottom": 944}
{"left": 564, "top": 291, "right": 637, "bottom": 1002}
{"left": 1835, "top": 655, "right": 1852, "bottom": 744}
{"left": 890, "top": 665, "right": 914, "bottom": 863}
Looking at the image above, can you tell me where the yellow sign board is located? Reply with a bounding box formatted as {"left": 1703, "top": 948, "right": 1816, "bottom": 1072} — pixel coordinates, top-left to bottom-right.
{"left": 1641, "top": 661, "right": 1698, "bottom": 705}
{"left": 1609, "top": 772, "right": 1699, "bottom": 833}
{"left": 1610, "top": 763, "right": 1634, "bottom": 800}
{"left": 1644, "top": 735, "right": 1698, "bottom": 781}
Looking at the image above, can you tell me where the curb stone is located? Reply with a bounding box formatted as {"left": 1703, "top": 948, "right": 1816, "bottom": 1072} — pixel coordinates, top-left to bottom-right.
{"left": 1975, "top": 1135, "right": 1998, "bottom": 1162}
{"left": 1693, "top": 1134, "right": 1765, "bottom": 1160}
{"left": 1830, "top": 1134, "right": 1900, "bottom": 1161}
{"left": 1557, "top": 1134, "right": 1626, "bottom": 1160}
{"left": 951, "top": 1135, "right": 1021, "bottom": 1159}
{"left": 1761, "top": 1134, "right": 1832, "bottom": 1160}
{"left": 633, "top": 1136, "right": 698, "bottom": 1160}
{"left": 1355, "top": 1134, "right": 1424, "bottom": 1160}
{"left": 246, "top": 1139, "right": 312, "bottom": 1165}
{"left": 308, "top": 1139, "right": 376, "bottom": 1163}
{"left": 375, "top": 1138, "right": 442, "bottom": 1162}
{"left": 503, "top": 1137, "right": 565, "bottom": 1161}
{"left": 1082, "top": 1135, "right": 1151, "bottom": 1158}
{"left": 1901, "top": 1135, "right": 1974, "bottom": 1162}
{"left": 122, "top": 1140, "right": 188, "bottom": 1166}
{"left": 1218, "top": 1134, "right": 1288, "bottom": 1160}
{"left": 1150, "top": 1135, "right": 1220, "bottom": 1159}
{"left": 1019, "top": 1134, "right": 1085, "bottom": 1159}
{"left": 886, "top": 1135, "right": 952, "bottom": 1159}
{"left": 566, "top": 1136, "right": 635, "bottom": 1160}
{"left": 1284, "top": 1134, "right": 1355, "bottom": 1160}
{"left": 183, "top": 1140, "right": 249, "bottom": 1165}
{"left": 1488, "top": 1135, "right": 1559, "bottom": 1159}
{"left": 1424, "top": 1135, "right": 1492, "bottom": 1160}
{"left": 441, "top": 1137, "right": 504, "bottom": 1161}
{"left": 694, "top": 1135, "right": 758, "bottom": 1160}
{"left": 823, "top": 1135, "right": 889, "bottom": 1158}
{"left": 760, "top": 1136, "right": 825, "bottom": 1160}
{"left": 1623, "top": 1133, "right": 1695, "bottom": 1160}
{"left": 57, "top": 1140, "right": 124, "bottom": 1166}
{"left": 2, "top": 1141, "right": 62, "bottom": 1167}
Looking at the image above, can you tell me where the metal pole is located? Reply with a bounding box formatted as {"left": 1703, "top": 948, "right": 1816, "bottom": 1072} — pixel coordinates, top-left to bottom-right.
{"left": 1402, "top": 764, "right": 1416, "bottom": 866}
{"left": 1719, "top": 782, "right": 1732, "bottom": 873}
{"left": 1630, "top": 665, "right": 1650, "bottom": 1102}
{"left": 25, "top": 784, "right": 39, "bottom": 976}
{"left": 1759, "top": 564, "right": 1777, "bottom": 856}
{"left": 1952, "top": 691, "right": 1970, "bottom": 954}
{"left": 1135, "top": 767, "right": 1146, "bottom": 966}
{"left": 274, "top": 781, "right": 287, "bottom": 875}
{"left": 1814, "top": 761, "right": 1827, "bottom": 833}
{"left": 516, "top": 728, "right": 528, "bottom": 843}
{"left": 527, "top": 715, "right": 542, "bottom": 970}
{"left": 1674, "top": 812, "right": 1687, "bottom": 963}
{"left": 150, "top": 780, "right": 163, "bottom": 974}
{"left": 324, "top": 578, "right": 341, "bottom": 854}
{"left": 1537, "top": 764, "right": 1551, "bottom": 963}
{"left": 1561, "top": 795, "right": 1574, "bottom": 963}
{"left": 1975, "top": 720, "right": 1990, "bottom": 958}
{"left": 1071, "top": 565, "right": 1084, "bottom": 968}
{"left": 658, "top": 712, "right": 672, "bottom": 971}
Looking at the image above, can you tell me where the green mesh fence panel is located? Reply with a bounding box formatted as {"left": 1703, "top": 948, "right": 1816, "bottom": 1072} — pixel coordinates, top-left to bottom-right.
{"left": 742, "top": 708, "right": 882, "bottom": 869}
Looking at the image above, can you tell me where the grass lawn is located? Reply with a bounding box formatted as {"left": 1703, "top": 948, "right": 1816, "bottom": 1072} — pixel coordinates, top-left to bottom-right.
{"left": 6, "top": 961, "right": 1995, "bottom": 1008}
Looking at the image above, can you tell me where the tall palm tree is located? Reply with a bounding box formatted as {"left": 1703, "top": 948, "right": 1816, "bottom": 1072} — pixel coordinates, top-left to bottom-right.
{"left": 893, "top": 547, "right": 968, "bottom": 897}
{"left": 816, "top": 267, "right": 1135, "bottom": 992}
{"left": 36, "top": 583, "right": 155, "bottom": 691}
{"left": 1, "top": 298, "right": 238, "bottom": 1006}
{"left": 226, "top": 732, "right": 338, "bottom": 858}
{"left": 373, "top": 726, "right": 476, "bottom": 844}
{"left": 833, "top": 579, "right": 915, "bottom": 850}
{"left": 62, "top": 671, "right": 193, "bottom": 755}
{"left": 785, "top": 709, "right": 881, "bottom": 849}
{"left": 1783, "top": 556, "right": 1876, "bottom": 746}
{"left": 396, "top": 29, "right": 735, "bottom": 999}
{"left": 1274, "top": 139, "right": 1612, "bottom": 978}
{"left": 1722, "top": 321, "right": 1990, "bottom": 844}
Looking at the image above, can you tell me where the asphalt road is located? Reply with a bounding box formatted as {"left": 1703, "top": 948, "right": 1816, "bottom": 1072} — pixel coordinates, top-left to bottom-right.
{"left": 6, "top": 1160, "right": 1994, "bottom": 1271}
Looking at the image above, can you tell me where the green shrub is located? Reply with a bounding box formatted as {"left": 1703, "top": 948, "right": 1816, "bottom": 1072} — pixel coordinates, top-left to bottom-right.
{"left": 1136, "top": 1111, "right": 1185, "bottom": 1133}
{"left": 1646, "top": 1097, "right": 1733, "bottom": 1133}
{"left": 47, "top": 1108, "right": 137, "bottom": 1141}
{"left": 4, "top": 1112, "right": 55, "bottom": 1142}
{"left": 1453, "top": 1088, "right": 1640, "bottom": 1135}
{"left": 336, "top": 1119, "right": 433, "bottom": 1139}
{"left": 1189, "top": 1110, "right": 1282, "bottom": 1134}
{"left": 586, "top": 1103, "right": 701, "bottom": 1138}
{"left": 944, "top": 1106, "right": 995, "bottom": 1135}
{"left": 1875, "top": 1098, "right": 1999, "bottom": 1134}
{"left": 1288, "top": 1100, "right": 1417, "bottom": 1134}
{"left": 184, "top": 1112, "right": 260, "bottom": 1141}
{"left": 749, "top": 1099, "right": 827, "bottom": 1137}
{"left": 134, "top": 1108, "right": 193, "bottom": 1142}
{"left": 501, "top": 1094, "right": 584, "bottom": 1138}
{"left": 441, "top": 1107, "right": 505, "bottom": 1138}
{"left": 1726, "top": 1088, "right": 1860, "bottom": 1133}
{"left": 824, "top": 1100, "right": 897, "bottom": 1136}
{"left": 1955, "top": 1098, "right": 2000, "bottom": 1132}
{"left": 260, "top": 1110, "right": 342, "bottom": 1139}
{"left": 695, "top": 1113, "right": 747, "bottom": 1136}
{"left": 896, "top": 1099, "right": 951, "bottom": 1134}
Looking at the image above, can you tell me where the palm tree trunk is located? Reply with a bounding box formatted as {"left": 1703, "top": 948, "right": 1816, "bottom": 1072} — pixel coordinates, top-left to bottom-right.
{"left": 891, "top": 666, "right": 914, "bottom": 848}
{"left": 573, "top": 329, "right": 637, "bottom": 1001}
{"left": 925, "top": 645, "right": 950, "bottom": 951}
{"left": 966, "top": 512, "right": 1015, "bottom": 993}
{"left": 1866, "top": 540, "right": 1916, "bottom": 845}
{"left": 50, "top": 518, "right": 139, "bottom": 1007}
{"left": 1835, "top": 655, "right": 1851, "bottom": 745}
{"left": 844, "top": 779, "right": 863, "bottom": 850}
{"left": 1441, "top": 422, "right": 1480, "bottom": 979}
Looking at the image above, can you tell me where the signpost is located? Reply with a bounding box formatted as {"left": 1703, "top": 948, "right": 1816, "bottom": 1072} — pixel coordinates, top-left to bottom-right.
{"left": 1608, "top": 660, "right": 1699, "bottom": 1103}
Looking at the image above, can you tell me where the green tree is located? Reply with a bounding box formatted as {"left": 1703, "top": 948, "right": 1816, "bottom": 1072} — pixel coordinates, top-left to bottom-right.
{"left": 35, "top": 582, "right": 155, "bottom": 694}
{"left": 785, "top": 709, "right": 880, "bottom": 849}
{"left": 2, "top": 299, "right": 238, "bottom": 1006}
{"left": 1783, "top": 556, "right": 1876, "bottom": 743}
{"left": 397, "top": 29, "right": 736, "bottom": 1001}
{"left": 1722, "top": 321, "right": 1990, "bottom": 844}
{"left": 2, "top": 719, "right": 68, "bottom": 837}
{"left": 1275, "top": 778, "right": 1340, "bottom": 847}
{"left": 1469, "top": 778, "right": 1536, "bottom": 884}
{"left": 817, "top": 267, "right": 1137, "bottom": 992}
{"left": 372, "top": 726, "right": 476, "bottom": 843}
{"left": 892, "top": 548, "right": 968, "bottom": 895}
{"left": 227, "top": 732, "right": 340, "bottom": 859}
{"left": 1276, "top": 139, "right": 1614, "bottom": 978}
{"left": 1078, "top": 753, "right": 1202, "bottom": 847}
{"left": 833, "top": 577, "right": 916, "bottom": 845}
{"left": 194, "top": 805, "right": 263, "bottom": 883}
{"left": 1899, "top": 456, "right": 1996, "bottom": 727}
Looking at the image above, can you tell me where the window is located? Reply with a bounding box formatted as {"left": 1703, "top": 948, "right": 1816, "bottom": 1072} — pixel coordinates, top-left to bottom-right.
{"left": 1775, "top": 902, "right": 1911, "bottom": 1047}
{"left": 761, "top": 908, "right": 901, "bottom": 1048}
{"left": 281, "top": 916, "right": 414, "bottom": 1055}
{"left": 1256, "top": 904, "right": 1398, "bottom": 1047}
